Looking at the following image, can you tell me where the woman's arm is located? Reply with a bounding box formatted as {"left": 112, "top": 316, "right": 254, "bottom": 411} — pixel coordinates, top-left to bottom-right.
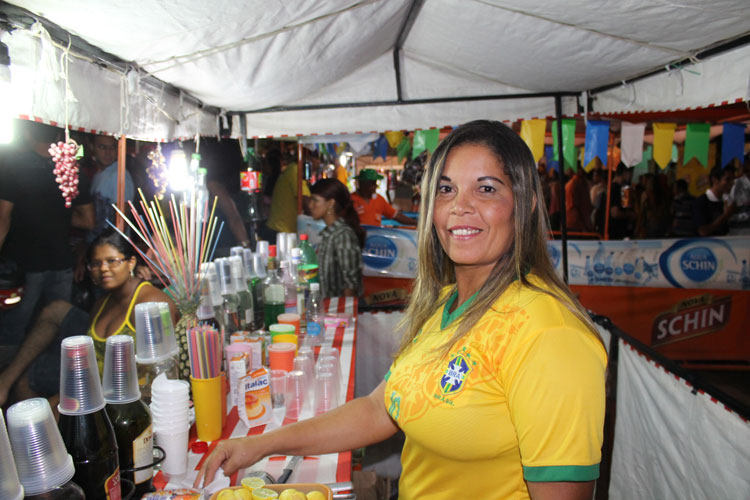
{"left": 527, "top": 481, "right": 595, "bottom": 500}
{"left": 194, "top": 380, "right": 397, "bottom": 487}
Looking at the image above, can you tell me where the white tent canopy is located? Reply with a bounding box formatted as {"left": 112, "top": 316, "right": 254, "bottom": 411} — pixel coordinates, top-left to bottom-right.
{"left": 2, "top": 0, "right": 749, "bottom": 141}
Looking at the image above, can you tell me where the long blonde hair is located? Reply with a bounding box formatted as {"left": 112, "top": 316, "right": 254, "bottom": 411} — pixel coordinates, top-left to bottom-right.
{"left": 396, "top": 120, "right": 599, "bottom": 358}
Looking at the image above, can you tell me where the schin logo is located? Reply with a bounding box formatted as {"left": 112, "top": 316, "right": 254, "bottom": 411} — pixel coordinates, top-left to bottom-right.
{"left": 652, "top": 294, "right": 731, "bottom": 346}
{"left": 363, "top": 235, "right": 398, "bottom": 269}
{"left": 680, "top": 247, "right": 717, "bottom": 282}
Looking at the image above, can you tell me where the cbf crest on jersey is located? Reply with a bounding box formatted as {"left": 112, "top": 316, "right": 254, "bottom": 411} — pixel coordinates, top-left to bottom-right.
{"left": 439, "top": 353, "right": 471, "bottom": 395}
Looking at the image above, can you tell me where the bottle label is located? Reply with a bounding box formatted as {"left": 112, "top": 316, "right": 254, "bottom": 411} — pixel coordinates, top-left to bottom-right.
{"left": 105, "top": 466, "right": 122, "bottom": 500}
{"left": 133, "top": 424, "right": 153, "bottom": 485}
{"left": 308, "top": 321, "right": 321, "bottom": 337}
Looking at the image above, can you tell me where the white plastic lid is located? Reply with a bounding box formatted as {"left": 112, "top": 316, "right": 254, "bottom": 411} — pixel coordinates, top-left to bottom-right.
{"left": 310, "top": 282, "right": 320, "bottom": 291}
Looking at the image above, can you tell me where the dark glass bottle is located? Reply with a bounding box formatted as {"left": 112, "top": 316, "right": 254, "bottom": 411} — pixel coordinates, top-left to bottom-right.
{"left": 24, "top": 480, "right": 85, "bottom": 499}
{"left": 58, "top": 409, "right": 121, "bottom": 500}
{"left": 106, "top": 400, "right": 154, "bottom": 498}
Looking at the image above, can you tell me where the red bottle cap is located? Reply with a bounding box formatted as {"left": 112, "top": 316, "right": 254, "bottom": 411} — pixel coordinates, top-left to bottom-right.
{"left": 269, "top": 245, "right": 277, "bottom": 257}
{"left": 191, "top": 441, "right": 208, "bottom": 454}
{"left": 300, "top": 234, "right": 308, "bottom": 241}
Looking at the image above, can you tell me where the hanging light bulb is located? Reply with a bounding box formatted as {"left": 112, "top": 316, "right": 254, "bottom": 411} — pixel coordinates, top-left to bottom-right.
{"left": 167, "top": 146, "right": 191, "bottom": 192}
{"left": 0, "top": 40, "right": 14, "bottom": 145}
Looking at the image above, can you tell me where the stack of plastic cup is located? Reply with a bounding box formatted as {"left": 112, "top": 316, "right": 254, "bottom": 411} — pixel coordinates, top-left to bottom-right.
{"left": 59, "top": 336, "right": 106, "bottom": 414}
{"left": 150, "top": 374, "right": 190, "bottom": 476}
{"left": 0, "top": 409, "right": 23, "bottom": 500}
{"left": 269, "top": 369, "right": 287, "bottom": 409}
{"left": 314, "top": 371, "right": 340, "bottom": 416}
{"left": 6, "top": 398, "right": 76, "bottom": 497}
{"left": 135, "top": 303, "right": 178, "bottom": 363}
{"left": 284, "top": 370, "right": 306, "bottom": 420}
{"left": 102, "top": 335, "right": 141, "bottom": 403}
{"left": 293, "top": 353, "right": 315, "bottom": 405}
{"left": 256, "top": 240, "right": 269, "bottom": 267}
{"left": 157, "top": 302, "right": 179, "bottom": 356}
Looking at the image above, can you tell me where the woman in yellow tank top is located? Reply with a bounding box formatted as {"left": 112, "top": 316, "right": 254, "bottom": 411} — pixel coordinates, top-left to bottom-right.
{"left": 87, "top": 230, "right": 179, "bottom": 371}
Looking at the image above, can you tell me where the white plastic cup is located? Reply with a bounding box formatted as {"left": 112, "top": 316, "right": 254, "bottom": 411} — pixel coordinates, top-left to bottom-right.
{"left": 6, "top": 398, "right": 75, "bottom": 496}
{"left": 0, "top": 409, "right": 23, "bottom": 500}
{"left": 102, "top": 335, "right": 141, "bottom": 404}
{"left": 154, "top": 425, "right": 189, "bottom": 476}
{"left": 284, "top": 370, "right": 306, "bottom": 420}
{"left": 58, "top": 336, "right": 106, "bottom": 415}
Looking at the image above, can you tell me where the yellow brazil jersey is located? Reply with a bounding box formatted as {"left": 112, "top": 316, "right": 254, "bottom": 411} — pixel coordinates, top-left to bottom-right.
{"left": 384, "top": 277, "right": 607, "bottom": 500}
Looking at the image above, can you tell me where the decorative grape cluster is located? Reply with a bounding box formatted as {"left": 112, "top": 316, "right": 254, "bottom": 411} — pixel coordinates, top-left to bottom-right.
{"left": 147, "top": 147, "right": 168, "bottom": 200}
{"left": 48, "top": 140, "right": 81, "bottom": 208}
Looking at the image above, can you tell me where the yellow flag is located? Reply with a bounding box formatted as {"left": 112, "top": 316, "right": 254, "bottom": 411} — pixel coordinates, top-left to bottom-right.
{"left": 520, "top": 119, "right": 547, "bottom": 163}
{"left": 384, "top": 131, "right": 404, "bottom": 149}
{"left": 652, "top": 123, "right": 676, "bottom": 169}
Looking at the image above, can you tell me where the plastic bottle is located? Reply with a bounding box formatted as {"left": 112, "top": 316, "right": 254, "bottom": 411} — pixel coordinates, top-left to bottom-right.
{"left": 592, "top": 242, "right": 605, "bottom": 283}
{"left": 216, "top": 257, "right": 241, "bottom": 341}
{"left": 306, "top": 283, "right": 323, "bottom": 346}
{"left": 280, "top": 260, "right": 298, "bottom": 314}
{"left": 604, "top": 252, "right": 615, "bottom": 282}
{"left": 263, "top": 245, "right": 286, "bottom": 327}
{"left": 229, "top": 255, "right": 255, "bottom": 330}
{"left": 298, "top": 234, "right": 319, "bottom": 284}
{"left": 292, "top": 248, "right": 309, "bottom": 333}
{"left": 584, "top": 255, "right": 593, "bottom": 284}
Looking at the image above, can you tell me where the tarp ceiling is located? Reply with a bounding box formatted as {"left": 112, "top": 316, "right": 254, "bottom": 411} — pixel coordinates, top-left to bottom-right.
{"left": 2, "top": 0, "right": 749, "bottom": 140}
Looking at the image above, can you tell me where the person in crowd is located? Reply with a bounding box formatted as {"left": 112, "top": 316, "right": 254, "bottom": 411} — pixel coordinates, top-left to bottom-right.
{"left": 308, "top": 179, "right": 364, "bottom": 297}
{"left": 350, "top": 169, "right": 417, "bottom": 227}
{"left": 607, "top": 164, "right": 634, "bottom": 239}
{"left": 694, "top": 165, "right": 735, "bottom": 237}
{"left": 0, "top": 121, "right": 94, "bottom": 348}
{"left": 196, "top": 120, "right": 606, "bottom": 500}
{"left": 88, "top": 134, "right": 136, "bottom": 240}
{"left": 0, "top": 229, "right": 178, "bottom": 406}
{"left": 669, "top": 179, "right": 697, "bottom": 237}
{"left": 547, "top": 168, "right": 561, "bottom": 230}
{"left": 589, "top": 168, "right": 607, "bottom": 207}
{"left": 565, "top": 166, "right": 594, "bottom": 233}
{"left": 261, "top": 150, "right": 311, "bottom": 241}
{"left": 634, "top": 173, "right": 670, "bottom": 238}
{"left": 727, "top": 155, "right": 750, "bottom": 235}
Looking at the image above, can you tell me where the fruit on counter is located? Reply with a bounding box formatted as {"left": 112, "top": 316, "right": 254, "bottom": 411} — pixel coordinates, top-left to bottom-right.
{"left": 241, "top": 476, "right": 267, "bottom": 491}
{"left": 279, "top": 489, "right": 306, "bottom": 500}
{"left": 218, "top": 488, "right": 252, "bottom": 500}
{"left": 306, "top": 492, "right": 327, "bottom": 500}
{"left": 252, "top": 487, "right": 280, "bottom": 500}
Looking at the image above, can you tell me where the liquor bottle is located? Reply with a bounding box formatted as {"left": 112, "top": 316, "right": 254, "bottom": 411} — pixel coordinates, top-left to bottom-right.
{"left": 249, "top": 251, "right": 266, "bottom": 329}
{"left": 229, "top": 255, "right": 255, "bottom": 329}
{"left": 216, "top": 257, "right": 242, "bottom": 341}
{"left": 298, "top": 234, "right": 319, "bottom": 284}
{"left": 306, "top": 283, "right": 323, "bottom": 346}
{"left": 197, "top": 263, "right": 221, "bottom": 330}
{"left": 57, "top": 336, "right": 121, "bottom": 500}
{"left": 263, "top": 245, "right": 286, "bottom": 327}
{"left": 292, "top": 248, "right": 309, "bottom": 333}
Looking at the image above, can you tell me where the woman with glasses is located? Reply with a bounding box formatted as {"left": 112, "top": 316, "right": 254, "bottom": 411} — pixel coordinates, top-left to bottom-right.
{"left": 0, "top": 229, "right": 178, "bottom": 407}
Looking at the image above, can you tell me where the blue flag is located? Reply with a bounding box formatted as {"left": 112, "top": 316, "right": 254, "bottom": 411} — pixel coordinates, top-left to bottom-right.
{"left": 374, "top": 135, "right": 389, "bottom": 161}
{"left": 545, "top": 145, "right": 559, "bottom": 173}
{"left": 722, "top": 122, "right": 746, "bottom": 167}
{"left": 584, "top": 120, "right": 610, "bottom": 168}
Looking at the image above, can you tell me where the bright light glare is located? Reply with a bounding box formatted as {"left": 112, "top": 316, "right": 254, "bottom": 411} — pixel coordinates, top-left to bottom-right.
{"left": 0, "top": 66, "right": 13, "bottom": 144}
{"left": 168, "top": 149, "right": 192, "bottom": 192}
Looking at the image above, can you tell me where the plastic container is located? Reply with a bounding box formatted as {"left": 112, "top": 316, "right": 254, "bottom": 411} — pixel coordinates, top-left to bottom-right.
{"left": 102, "top": 335, "right": 141, "bottom": 404}
{"left": 135, "top": 303, "right": 175, "bottom": 363}
{"left": 0, "top": 408, "right": 23, "bottom": 500}
{"left": 209, "top": 484, "right": 333, "bottom": 500}
{"left": 6, "top": 398, "right": 76, "bottom": 497}
{"left": 58, "top": 336, "right": 106, "bottom": 414}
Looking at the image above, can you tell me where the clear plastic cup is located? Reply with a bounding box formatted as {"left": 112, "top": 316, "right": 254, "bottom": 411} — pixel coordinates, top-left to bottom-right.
{"left": 269, "top": 370, "right": 287, "bottom": 409}
{"left": 319, "top": 346, "right": 340, "bottom": 360}
{"left": 0, "top": 409, "right": 23, "bottom": 500}
{"left": 276, "top": 233, "right": 288, "bottom": 262}
{"left": 135, "top": 303, "right": 174, "bottom": 363}
{"left": 6, "top": 398, "right": 76, "bottom": 496}
{"left": 316, "top": 354, "right": 341, "bottom": 384}
{"left": 157, "top": 302, "right": 179, "bottom": 357}
{"left": 58, "top": 336, "right": 106, "bottom": 414}
{"left": 314, "top": 372, "right": 340, "bottom": 416}
{"left": 256, "top": 240, "right": 269, "bottom": 267}
{"left": 102, "top": 335, "right": 141, "bottom": 404}
{"left": 253, "top": 252, "right": 267, "bottom": 279}
{"left": 293, "top": 354, "right": 315, "bottom": 401}
{"left": 284, "top": 370, "right": 306, "bottom": 420}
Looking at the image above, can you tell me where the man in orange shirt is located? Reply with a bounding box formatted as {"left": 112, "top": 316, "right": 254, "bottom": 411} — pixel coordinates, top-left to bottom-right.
{"left": 350, "top": 169, "right": 417, "bottom": 226}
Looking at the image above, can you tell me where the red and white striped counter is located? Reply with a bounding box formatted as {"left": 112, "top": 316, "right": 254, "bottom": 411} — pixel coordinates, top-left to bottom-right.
{"left": 155, "top": 297, "right": 358, "bottom": 491}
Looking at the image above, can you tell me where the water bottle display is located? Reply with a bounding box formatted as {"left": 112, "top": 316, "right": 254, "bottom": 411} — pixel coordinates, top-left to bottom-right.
{"left": 306, "top": 283, "right": 323, "bottom": 345}
{"left": 263, "top": 245, "right": 286, "bottom": 327}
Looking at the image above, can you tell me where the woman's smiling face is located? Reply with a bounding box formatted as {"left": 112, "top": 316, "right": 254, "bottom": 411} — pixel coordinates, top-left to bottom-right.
{"left": 88, "top": 243, "right": 135, "bottom": 290}
{"left": 433, "top": 143, "right": 515, "bottom": 274}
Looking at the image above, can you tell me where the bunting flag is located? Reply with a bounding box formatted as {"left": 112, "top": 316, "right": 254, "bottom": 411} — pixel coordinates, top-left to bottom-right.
{"left": 373, "top": 135, "right": 389, "bottom": 161}
{"left": 620, "top": 122, "right": 646, "bottom": 167}
{"left": 632, "top": 145, "right": 652, "bottom": 184}
{"left": 721, "top": 122, "right": 746, "bottom": 167}
{"left": 326, "top": 143, "right": 337, "bottom": 157}
{"left": 412, "top": 128, "right": 440, "bottom": 159}
{"left": 336, "top": 143, "right": 347, "bottom": 155}
{"left": 545, "top": 145, "right": 559, "bottom": 173}
{"left": 652, "top": 122, "right": 677, "bottom": 169}
{"left": 584, "top": 120, "right": 610, "bottom": 169}
{"left": 397, "top": 136, "right": 411, "bottom": 162}
{"left": 551, "top": 119, "right": 577, "bottom": 171}
{"left": 520, "top": 119, "right": 547, "bottom": 163}
{"left": 684, "top": 123, "right": 710, "bottom": 167}
{"left": 385, "top": 131, "right": 404, "bottom": 149}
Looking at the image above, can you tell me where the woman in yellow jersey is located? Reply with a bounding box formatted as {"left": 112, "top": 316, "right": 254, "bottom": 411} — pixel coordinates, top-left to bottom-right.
{"left": 197, "top": 121, "right": 606, "bottom": 500}
{"left": 0, "top": 229, "right": 178, "bottom": 406}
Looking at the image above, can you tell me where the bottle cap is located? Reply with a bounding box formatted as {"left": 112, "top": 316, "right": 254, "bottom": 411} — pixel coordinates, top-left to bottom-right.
{"left": 0, "top": 409, "right": 23, "bottom": 500}
{"left": 102, "top": 335, "right": 141, "bottom": 404}
{"left": 7, "top": 398, "right": 75, "bottom": 496}
{"left": 300, "top": 233, "right": 308, "bottom": 241}
{"left": 268, "top": 244, "right": 277, "bottom": 258}
{"left": 58, "top": 336, "right": 106, "bottom": 414}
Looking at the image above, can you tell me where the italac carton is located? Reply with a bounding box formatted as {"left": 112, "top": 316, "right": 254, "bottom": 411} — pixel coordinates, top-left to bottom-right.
{"left": 239, "top": 367, "right": 271, "bottom": 428}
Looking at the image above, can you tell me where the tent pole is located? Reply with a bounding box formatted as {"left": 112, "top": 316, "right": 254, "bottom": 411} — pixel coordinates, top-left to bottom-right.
{"left": 554, "top": 96, "right": 568, "bottom": 284}
{"left": 604, "top": 132, "right": 614, "bottom": 240}
{"left": 297, "top": 142, "right": 303, "bottom": 215}
{"left": 116, "top": 134, "right": 126, "bottom": 231}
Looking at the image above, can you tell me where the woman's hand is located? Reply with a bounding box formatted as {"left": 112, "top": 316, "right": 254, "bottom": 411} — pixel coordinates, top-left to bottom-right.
{"left": 194, "top": 435, "right": 265, "bottom": 487}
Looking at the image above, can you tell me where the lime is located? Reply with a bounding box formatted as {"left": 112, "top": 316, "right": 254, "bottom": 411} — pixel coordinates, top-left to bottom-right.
{"left": 252, "top": 488, "right": 279, "bottom": 500}
{"left": 241, "top": 477, "right": 266, "bottom": 491}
